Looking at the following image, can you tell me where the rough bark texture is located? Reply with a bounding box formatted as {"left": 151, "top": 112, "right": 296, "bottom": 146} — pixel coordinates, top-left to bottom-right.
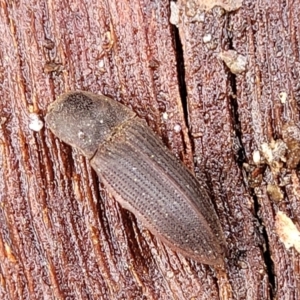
{"left": 0, "top": 0, "right": 299, "bottom": 299}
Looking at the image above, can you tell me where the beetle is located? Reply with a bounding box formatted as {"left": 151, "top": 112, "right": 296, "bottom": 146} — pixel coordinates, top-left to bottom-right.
{"left": 45, "top": 91, "right": 225, "bottom": 266}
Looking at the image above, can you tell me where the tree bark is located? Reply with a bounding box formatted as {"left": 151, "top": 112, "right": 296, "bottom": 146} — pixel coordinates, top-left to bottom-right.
{"left": 0, "top": 0, "right": 299, "bottom": 299}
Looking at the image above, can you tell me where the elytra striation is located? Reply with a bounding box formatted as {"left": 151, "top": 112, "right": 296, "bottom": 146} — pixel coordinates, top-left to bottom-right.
{"left": 45, "top": 91, "right": 225, "bottom": 266}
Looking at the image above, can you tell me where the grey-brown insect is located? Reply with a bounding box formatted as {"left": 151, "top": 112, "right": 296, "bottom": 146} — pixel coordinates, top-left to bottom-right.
{"left": 45, "top": 91, "right": 225, "bottom": 266}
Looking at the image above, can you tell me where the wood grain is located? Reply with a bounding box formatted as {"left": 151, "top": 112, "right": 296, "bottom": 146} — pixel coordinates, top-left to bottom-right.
{"left": 0, "top": 0, "right": 299, "bottom": 299}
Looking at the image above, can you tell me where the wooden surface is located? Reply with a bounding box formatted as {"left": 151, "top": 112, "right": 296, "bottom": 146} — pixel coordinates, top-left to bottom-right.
{"left": 0, "top": 0, "right": 300, "bottom": 299}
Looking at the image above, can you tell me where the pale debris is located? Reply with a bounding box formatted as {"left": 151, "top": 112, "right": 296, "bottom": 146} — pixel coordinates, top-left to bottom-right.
{"left": 275, "top": 211, "right": 300, "bottom": 253}
{"left": 203, "top": 33, "right": 212, "bottom": 43}
{"left": 174, "top": 124, "right": 182, "bottom": 133}
{"left": 252, "top": 150, "right": 261, "bottom": 164}
{"left": 260, "top": 140, "right": 287, "bottom": 173}
{"left": 279, "top": 92, "right": 287, "bottom": 104}
{"left": 219, "top": 50, "right": 247, "bottom": 74}
{"left": 195, "top": 0, "right": 242, "bottom": 11}
{"left": 170, "top": 1, "right": 180, "bottom": 27}
{"left": 29, "top": 113, "right": 44, "bottom": 132}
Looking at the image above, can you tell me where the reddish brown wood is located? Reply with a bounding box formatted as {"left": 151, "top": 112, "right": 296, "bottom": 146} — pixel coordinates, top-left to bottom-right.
{"left": 0, "top": 0, "right": 299, "bottom": 299}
